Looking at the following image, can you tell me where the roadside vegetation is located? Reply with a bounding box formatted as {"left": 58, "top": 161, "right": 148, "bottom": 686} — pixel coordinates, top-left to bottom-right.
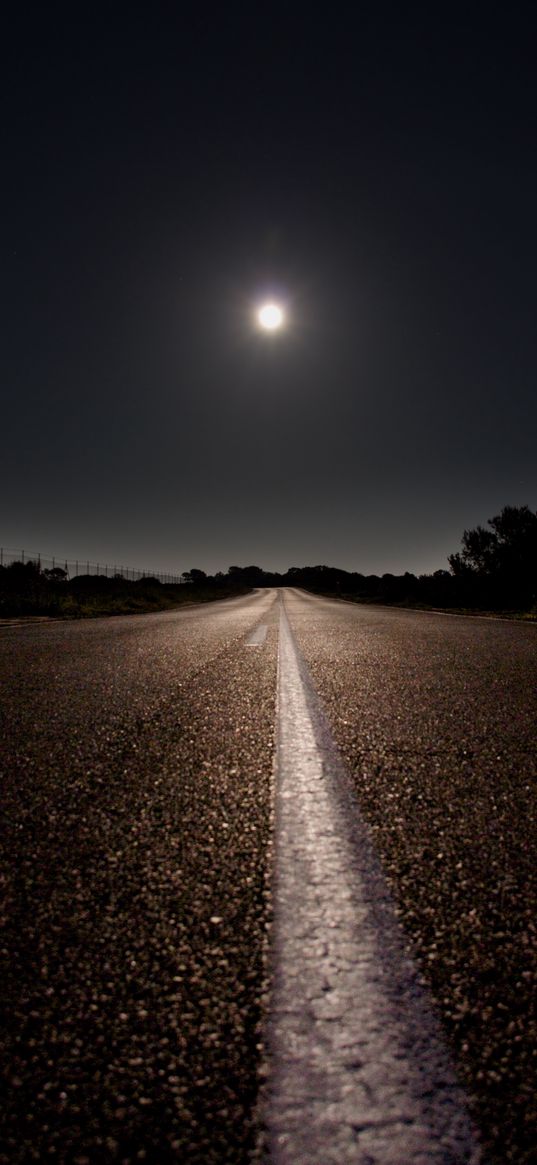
{"left": 0, "top": 566, "right": 248, "bottom": 619}
{"left": 2, "top": 505, "right": 536, "bottom": 619}
{"left": 258, "top": 503, "right": 536, "bottom": 618}
{"left": 220, "top": 506, "right": 537, "bottom": 618}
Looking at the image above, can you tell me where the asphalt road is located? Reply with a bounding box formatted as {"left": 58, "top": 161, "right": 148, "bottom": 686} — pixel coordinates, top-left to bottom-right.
{"left": 1, "top": 589, "right": 535, "bottom": 1164}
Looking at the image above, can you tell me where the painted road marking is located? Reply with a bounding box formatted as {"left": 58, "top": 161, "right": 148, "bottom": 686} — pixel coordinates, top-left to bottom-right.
{"left": 262, "top": 597, "right": 481, "bottom": 1164}
{"left": 246, "top": 624, "right": 268, "bottom": 646}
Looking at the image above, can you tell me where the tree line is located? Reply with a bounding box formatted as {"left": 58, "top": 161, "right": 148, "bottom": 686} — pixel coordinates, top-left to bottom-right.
{"left": 184, "top": 505, "right": 537, "bottom": 613}
{"left": 2, "top": 505, "right": 536, "bottom": 616}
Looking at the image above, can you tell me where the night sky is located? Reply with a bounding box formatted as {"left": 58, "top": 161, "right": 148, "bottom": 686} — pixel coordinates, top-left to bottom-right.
{"left": 3, "top": 3, "right": 536, "bottom": 576}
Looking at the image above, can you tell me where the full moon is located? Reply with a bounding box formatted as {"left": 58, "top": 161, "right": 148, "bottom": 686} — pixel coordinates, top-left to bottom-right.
{"left": 257, "top": 302, "right": 284, "bottom": 331}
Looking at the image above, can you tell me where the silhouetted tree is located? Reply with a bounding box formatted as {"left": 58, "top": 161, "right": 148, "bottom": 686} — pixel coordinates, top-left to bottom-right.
{"left": 449, "top": 527, "right": 496, "bottom": 576}
{"left": 182, "top": 569, "right": 207, "bottom": 585}
{"left": 449, "top": 504, "right": 537, "bottom": 607}
{"left": 44, "top": 567, "right": 68, "bottom": 582}
{"left": 226, "top": 565, "right": 268, "bottom": 585}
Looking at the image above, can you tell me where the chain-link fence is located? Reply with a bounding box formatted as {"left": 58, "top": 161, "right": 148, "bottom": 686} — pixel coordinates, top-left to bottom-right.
{"left": 0, "top": 548, "right": 184, "bottom": 585}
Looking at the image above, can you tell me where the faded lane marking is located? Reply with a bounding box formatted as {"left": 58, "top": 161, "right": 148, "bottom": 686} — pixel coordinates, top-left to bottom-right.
{"left": 246, "top": 624, "right": 268, "bottom": 646}
{"left": 262, "top": 596, "right": 481, "bottom": 1164}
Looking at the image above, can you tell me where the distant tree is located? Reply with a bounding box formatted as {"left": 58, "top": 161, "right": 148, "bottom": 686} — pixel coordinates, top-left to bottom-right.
{"left": 0, "top": 560, "right": 44, "bottom": 606}
{"left": 241, "top": 565, "right": 266, "bottom": 584}
{"left": 6, "top": 559, "right": 41, "bottom": 577}
{"left": 224, "top": 565, "right": 270, "bottom": 587}
{"left": 182, "top": 569, "right": 207, "bottom": 585}
{"left": 449, "top": 504, "right": 537, "bottom": 607}
{"left": 449, "top": 526, "right": 497, "bottom": 576}
{"left": 490, "top": 504, "right": 537, "bottom": 570}
{"left": 44, "top": 567, "right": 68, "bottom": 582}
{"left": 1, "top": 560, "right": 43, "bottom": 590}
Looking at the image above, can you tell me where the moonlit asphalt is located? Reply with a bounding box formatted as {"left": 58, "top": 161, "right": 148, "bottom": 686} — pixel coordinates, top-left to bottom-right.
{"left": 1, "top": 592, "right": 278, "bottom": 1164}
{"left": 1, "top": 589, "right": 536, "bottom": 1165}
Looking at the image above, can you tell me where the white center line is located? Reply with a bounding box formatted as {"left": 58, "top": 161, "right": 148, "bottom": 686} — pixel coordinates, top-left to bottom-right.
{"left": 262, "top": 597, "right": 481, "bottom": 1164}
{"left": 246, "top": 624, "right": 268, "bottom": 646}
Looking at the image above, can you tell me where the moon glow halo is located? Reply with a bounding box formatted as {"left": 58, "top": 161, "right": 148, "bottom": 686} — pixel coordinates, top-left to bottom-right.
{"left": 257, "top": 302, "right": 284, "bottom": 331}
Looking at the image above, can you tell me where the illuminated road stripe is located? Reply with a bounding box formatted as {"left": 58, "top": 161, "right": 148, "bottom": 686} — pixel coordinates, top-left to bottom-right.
{"left": 246, "top": 623, "right": 268, "bottom": 646}
{"left": 263, "top": 596, "right": 481, "bottom": 1164}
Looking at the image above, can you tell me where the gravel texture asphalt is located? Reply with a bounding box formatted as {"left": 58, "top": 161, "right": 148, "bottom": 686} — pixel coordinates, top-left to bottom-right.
{"left": 284, "top": 589, "right": 537, "bottom": 1165}
{"left": 1, "top": 591, "right": 278, "bottom": 1164}
{"left": 1, "top": 588, "right": 536, "bottom": 1165}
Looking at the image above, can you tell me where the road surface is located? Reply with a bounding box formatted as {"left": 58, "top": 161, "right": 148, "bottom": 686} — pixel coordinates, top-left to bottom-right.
{"left": 1, "top": 589, "right": 535, "bottom": 1164}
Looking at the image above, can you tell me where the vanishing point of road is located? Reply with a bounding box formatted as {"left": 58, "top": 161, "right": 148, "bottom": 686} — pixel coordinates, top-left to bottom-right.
{"left": 1, "top": 589, "right": 535, "bottom": 1164}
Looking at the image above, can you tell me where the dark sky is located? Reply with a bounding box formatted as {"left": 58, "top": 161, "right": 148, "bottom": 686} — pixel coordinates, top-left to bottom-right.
{"left": 2, "top": 2, "right": 536, "bottom": 576}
